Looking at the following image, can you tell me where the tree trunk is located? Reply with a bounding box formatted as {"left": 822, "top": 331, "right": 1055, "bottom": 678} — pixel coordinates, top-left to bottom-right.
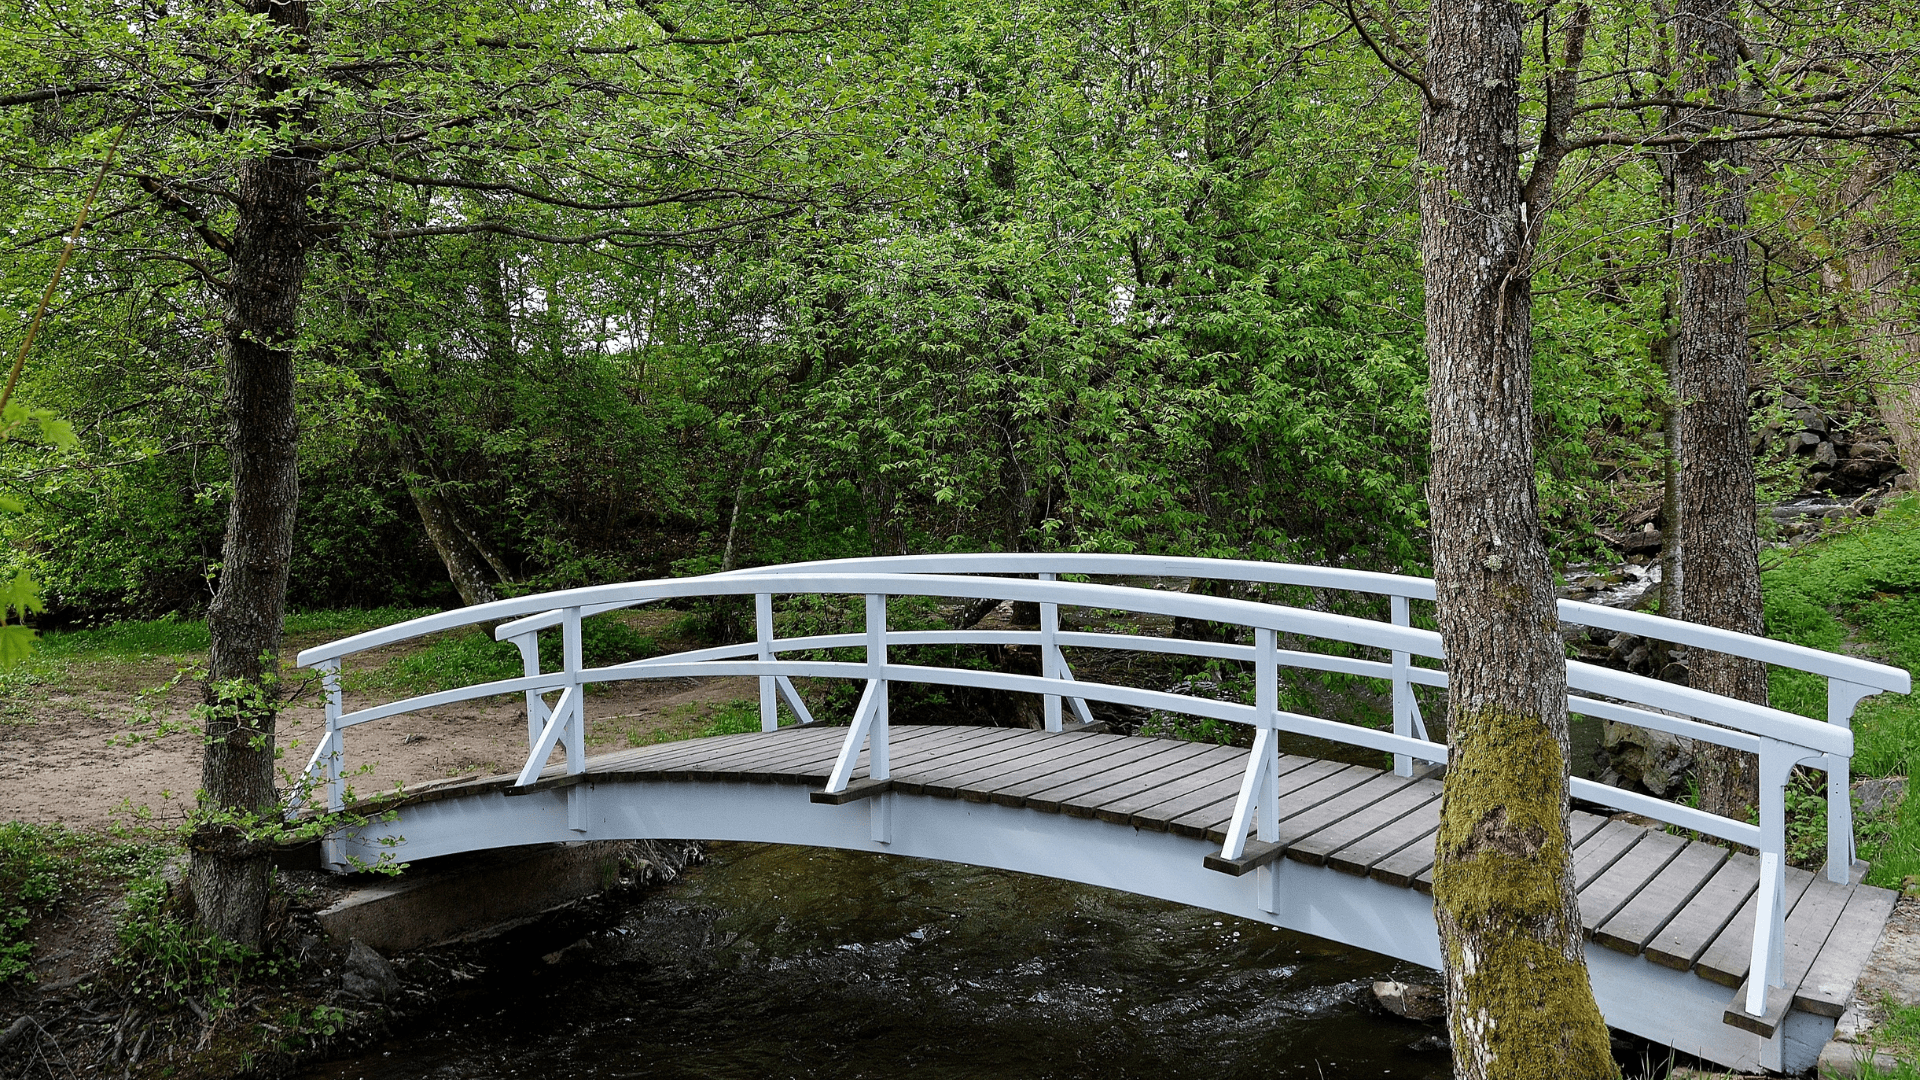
{"left": 1672, "top": 0, "right": 1766, "bottom": 821}
{"left": 1843, "top": 149, "right": 1920, "bottom": 472}
{"left": 191, "top": 93, "right": 317, "bottom": 948}
{"left": 401, "top": 453, "right": 501, "bottom": 607}
{"left": 1419, "top": 0, "right": 1617, "bottom": 1075}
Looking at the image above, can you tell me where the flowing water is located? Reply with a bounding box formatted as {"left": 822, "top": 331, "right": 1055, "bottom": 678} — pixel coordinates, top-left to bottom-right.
{"left": 303, "top": 842, "right": 1456, "bottom": 1080}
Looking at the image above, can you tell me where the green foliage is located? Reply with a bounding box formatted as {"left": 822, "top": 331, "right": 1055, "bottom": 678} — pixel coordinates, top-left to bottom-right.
{"left": 697, "top": 699, "right": 767, "bottom": 738}
{"left": 0, "top": 823, "right": 167, "bottom": 984}
{"left": 113, "top": 874, "right": 264, "bottom": 1008}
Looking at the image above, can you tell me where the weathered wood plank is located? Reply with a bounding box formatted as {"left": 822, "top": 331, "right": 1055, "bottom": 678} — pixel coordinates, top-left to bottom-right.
{"left": 1018, "top": 741, "right": 1214, "bottom": 813}
{"left": 1570, "top": 820, "right": 1645, "bottom": 891}
{"left": 1795, "top": 883, "right": 1899, "bottom": 1018}
{"left": 1290, "top": 779, "right": 1443, "bottom": 868}
{"left": 1191, "top": 764, "right": 1383, "bottom": 843}
{"left": 1135, "top": 755, "right": 1330, "bottom": 836}
{"left": 1059, "top": 745, "right": 1239, "bottom": 820}
{"left": 1644, "top": 852, "right": 1761, "bottom": 972}
{"left": 1579, "top": 830, "right": 1688, "bottom": 931}
{"left": 1325, "top": 796, "right": 1439, "bottom": 878}
{"left": 1260, "top": 773, "right": 1417, "bottom": 854}
{"left": 1723, "top": 876, "right": 1857, "bottom": 1036}
{"left": 987, "top": 738, "right": 1197, "bottom": 809}
{"left": 1097, "top": 752, "right": 1274, "bottom": 827}
{"left": 954, "top": 734, "right": 1153, "bottom": 803}
{"left": 1694, "top": 864, "right": 1816, "bottom": 988}
{"left": 895, "top": 731, "right": 1110, "bottom": 795}
{"left": 1593, "top": 840, "right": 1729, "bottom": 956}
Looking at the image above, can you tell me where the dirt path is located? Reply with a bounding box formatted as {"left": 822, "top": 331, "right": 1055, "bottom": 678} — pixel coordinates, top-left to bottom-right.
{"left": 0, "top": 636, "right": 758, "bottom": 832}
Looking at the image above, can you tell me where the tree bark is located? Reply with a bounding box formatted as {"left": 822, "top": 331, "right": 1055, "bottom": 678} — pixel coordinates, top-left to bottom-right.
{"left": 1419, "top": 0, "right": 1617, "bottom": 1075}
{"left": 399, "top": 447, "right": 501, "bottom": 607}
{"left": 190, "top": 0, "right": 318, "bottom": 943}
{"left": 1671, "top": 0, "right": 1766, "bottom": 821}
{"left": 1842, "top": 147, "right": 1920, "bottom": 472}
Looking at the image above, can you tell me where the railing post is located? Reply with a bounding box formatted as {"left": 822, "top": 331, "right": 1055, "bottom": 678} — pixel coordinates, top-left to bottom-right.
{"left": 508, "top": 631, "right": 550, "bottom": 750}
{"left": 867, "top": 592, "right": 890, "bottom": 779}
{"left": 1391, "top": 595, "right": 1413, "bottom": 777}
{"left": 1255, "top": 627, "right": 1279, "bottom": 843}
{"left": 561, "top": 606, "right": 585, "bottom": 774}
{"left": 319, "top": 658, "right": 345, "bottom": 813}
{"left": 1745, "top": 739, "right": 1797, "bottom": 1015}
{"left": 1825, "top": 678, "right": 1872, "bottom": 883}
{"left": 757, "top": 592, "right": 779, "bottom": 732}
{"left": 1040, "top": 573, "right": 1062, "bottom": 733}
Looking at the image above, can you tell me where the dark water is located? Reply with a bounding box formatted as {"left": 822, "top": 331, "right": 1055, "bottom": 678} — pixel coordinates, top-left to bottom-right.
{"left": 304, "top": 843, "right": 1454, "bottom": 1080}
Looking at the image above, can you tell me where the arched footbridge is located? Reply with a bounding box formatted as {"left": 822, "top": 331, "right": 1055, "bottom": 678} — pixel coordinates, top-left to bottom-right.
{"left": 292, "top": 555, "right": 1907, "bottom": 1075}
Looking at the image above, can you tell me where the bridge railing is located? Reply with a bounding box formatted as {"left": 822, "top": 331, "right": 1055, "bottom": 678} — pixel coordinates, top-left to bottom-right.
{"left": 291, "top": 559, "right": 1905, "bottom": 1020}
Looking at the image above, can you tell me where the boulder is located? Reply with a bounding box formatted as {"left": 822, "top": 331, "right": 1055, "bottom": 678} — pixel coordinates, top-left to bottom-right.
{"left": 1603, "top": 720, "right": 1696, "bottom": 798}
{"left": 1373, "top": 980, "right": 1446, "bottom": 1021}
{"left": 340, "top": 939, "right": 400, "bottom": 999}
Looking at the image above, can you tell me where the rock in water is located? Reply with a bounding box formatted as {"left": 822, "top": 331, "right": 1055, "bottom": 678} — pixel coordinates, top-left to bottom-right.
{"left": 341, "top": 939, "right": 400, "bottom": 999}
{"left": 1373, "top": 980, "right": 1445, "bottom": 1020}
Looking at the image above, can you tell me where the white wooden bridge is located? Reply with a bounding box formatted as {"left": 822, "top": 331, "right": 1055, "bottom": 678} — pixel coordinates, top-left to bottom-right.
{"left": 291, "top": 555, "right": 1907, "bottom": 1074}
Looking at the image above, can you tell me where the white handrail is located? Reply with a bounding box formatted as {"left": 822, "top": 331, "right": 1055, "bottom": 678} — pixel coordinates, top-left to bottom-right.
{"left": 291, "top": 557, "right": 1908, "bottom": 1019}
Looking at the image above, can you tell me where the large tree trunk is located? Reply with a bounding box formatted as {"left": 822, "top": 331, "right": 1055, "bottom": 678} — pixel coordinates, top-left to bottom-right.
{"left": 400, "top": 452, "right": 501, "bottom": 607}
{"left": 1419, "top": 0, "right": 1616, "bottom": 1075}
{"left": 189, "top": 0, "right": 316, "bottom": 949}
{"left": 1672, "top": 0, "right": 1766, "bottom": 821}
{"left": 1843, "top": 147, "right": 1920, "bottom": 471}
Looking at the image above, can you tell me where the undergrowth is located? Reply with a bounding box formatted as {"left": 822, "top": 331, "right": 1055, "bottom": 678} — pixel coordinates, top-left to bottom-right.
{"left": 1761, "top": 496, "right": 1920, "bottom": 891}
{"left": 0, "top": 822, "right": 170, "bottom": 984}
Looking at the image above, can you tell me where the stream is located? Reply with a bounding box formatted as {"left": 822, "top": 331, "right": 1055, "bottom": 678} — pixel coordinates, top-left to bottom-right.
{"left": 302, "top": 841, "right": 1458, "bottom": 1080}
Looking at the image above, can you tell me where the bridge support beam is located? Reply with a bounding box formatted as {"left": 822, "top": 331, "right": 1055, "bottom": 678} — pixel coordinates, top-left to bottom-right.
{"left": 329, "top": 777, "right": 1835, "bottom": 1074}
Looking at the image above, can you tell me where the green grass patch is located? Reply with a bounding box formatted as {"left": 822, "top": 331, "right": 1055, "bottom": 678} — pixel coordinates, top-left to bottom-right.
{"left": 355, "top": 615, "right": 660, "bottom": 696}
{"left": 0, "top": 822, "right": 171, "bottom": 984}
{"left": 1760, "top": 498, "right": 1920, "bottom": 890}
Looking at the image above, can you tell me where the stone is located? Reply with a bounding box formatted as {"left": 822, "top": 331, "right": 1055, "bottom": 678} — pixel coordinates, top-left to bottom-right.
{"left": 1816, "top": 440, "right": 1841, "bottom": 468}
{"left": 1855, "top": 777, "right": 1908, "bottom": 819}
{"left": 1896, "top": 472, "right": 1917, "bottom": 493}
{"left": 1603, "top": 720, "right": 1696, "bottom": 798}
{"left": 340, "top": 939, "right": 400, "bottom": 999}
{"left": 1816, "top": 1041, "right": 1908, "bottom": 1078}
{"left": 1799, "top": 431, "right": 1824, "bottom": 450}
{"left": 1372, "top": 980, "right": 1445, "bottom": 1021}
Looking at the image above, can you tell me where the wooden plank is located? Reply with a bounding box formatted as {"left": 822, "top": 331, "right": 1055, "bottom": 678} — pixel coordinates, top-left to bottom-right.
{"left": 1694, "top": 864, "right": 1816, "bottom": 988}
{"left": 1326, "top": 798, "right": 1439, "bottom": 878}
{"left": 1096, "top": 751, "right": 1261, "bottom": 826}
{"left": 887, "top": 735, "right": 1062, "bottom": 797}
{"left": 696, "top": 724, "right": 1003, "bottom": 784}
{"left": 1593, "top": 840, "right": 1729, "bottom": 955}
{"left": 1132, "top": 754, "right": 1328, "bottom": 835}
{"left": 1724, "top": 876, "right": 1857, "bottom": 1036}
{"left": 1059, "top": 744, "right": 1237, "bottom": 820}
{"left": 1370, "top": 825, "right": 1440, "bottom": 890}
{"left": 1018, "top": 741, "right": 1213, "bottom": 813}
{"left": 1795, "top": 884, "right": 1899, "bottom": 1018}
{"left": 1289, "top": 779, "right": 1443, "bottom": 867}
{"left": 1407, "top": 810, "right": 1611, "bottom": 896}
{"left": 1579, "top": 830, "right": 1687, "bottom": 931}
{"left": 1261, "top": 773, "right": 1417, "bottom": 853}
{"left": 1193, "top": 764, "right": 1387, "bottom": 843}
{"left": 800, "top": 726, "right": 1019, "bottom": 784}
{"left": 1644, "top": 852, "right": 1762, "bottom": 972}
{"left": 1570, "top": 820, "right": 1644, "bottom": 891}
{"left": 952, "top": 734, "right": 1151, "bottom": 803}
{"left": 988, "top": 738, "right": 1198, "bottom": 810}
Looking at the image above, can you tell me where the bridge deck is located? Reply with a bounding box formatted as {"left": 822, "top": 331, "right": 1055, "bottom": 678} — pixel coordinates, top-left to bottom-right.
{"left": 379, "top": 723, "right": 1895, "bottom": 1039}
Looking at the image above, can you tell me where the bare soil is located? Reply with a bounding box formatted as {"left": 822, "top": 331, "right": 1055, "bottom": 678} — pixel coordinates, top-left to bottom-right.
{"left": 0, "top": 622, "right": 759, "bottom": 833}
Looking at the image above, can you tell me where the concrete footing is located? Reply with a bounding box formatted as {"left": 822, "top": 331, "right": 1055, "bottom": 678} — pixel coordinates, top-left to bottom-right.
{"left": 316, "top": 841, "right": 634, "bottom": 952}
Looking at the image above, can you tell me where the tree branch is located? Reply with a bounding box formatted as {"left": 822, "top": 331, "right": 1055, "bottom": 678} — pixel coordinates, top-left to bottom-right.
{"left": 136, "top": 176, "right": 234, "bottom": 254}
{"left": 0, "top": 83, "right": 114, "bottom": 108}
{"left": 1343, "top": 0, "right": 1441, "bottom": 108}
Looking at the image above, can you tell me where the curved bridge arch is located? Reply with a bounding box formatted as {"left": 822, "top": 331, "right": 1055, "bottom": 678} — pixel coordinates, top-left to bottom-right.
{"left": 295, "top": 556, "right": 1906, "bottom": 1076}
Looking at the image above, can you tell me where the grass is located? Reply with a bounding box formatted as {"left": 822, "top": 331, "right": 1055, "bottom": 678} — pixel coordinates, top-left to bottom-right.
{"left": 0, "top": 821, "right": 171, "bottom": 984}
{"left": 1761, "top": 497, "right": 1920, "bottom": 891}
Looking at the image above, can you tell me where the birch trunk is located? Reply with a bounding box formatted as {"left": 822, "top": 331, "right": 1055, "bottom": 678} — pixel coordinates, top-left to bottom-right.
{"left": 1419, "top": 0, "right": 1616, "bottom": 1074}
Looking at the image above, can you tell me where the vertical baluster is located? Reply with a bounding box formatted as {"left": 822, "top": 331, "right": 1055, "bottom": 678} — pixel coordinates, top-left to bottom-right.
{"left": 1040, "top": 573, "right": 1062, "bottom": 733}
{"left": 319, "top": 658, "right": 345, "bottom": 813}
{"left": 1391, "top": 595, "right": 1414, "bottom": 777}
{"left": 561, "top": 606, "right": 585, "bottom": 774}
{"left": 757, "top": 592, "right": 779, "bottom": 732}
{"left": 1825, "top": 678, "right": 1871, "bottom": 883}
{"left": 1255, "top": 627, "right": 1279, "bottom": 843}
{"left": 867, "top": 592, "right": 890, "bottom": 780}
{"left": 1746, "top": 739, "right": 1794, "bottom": 1013}
{"left": 509, "top": 631, "right": 549, "bottom": 750}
